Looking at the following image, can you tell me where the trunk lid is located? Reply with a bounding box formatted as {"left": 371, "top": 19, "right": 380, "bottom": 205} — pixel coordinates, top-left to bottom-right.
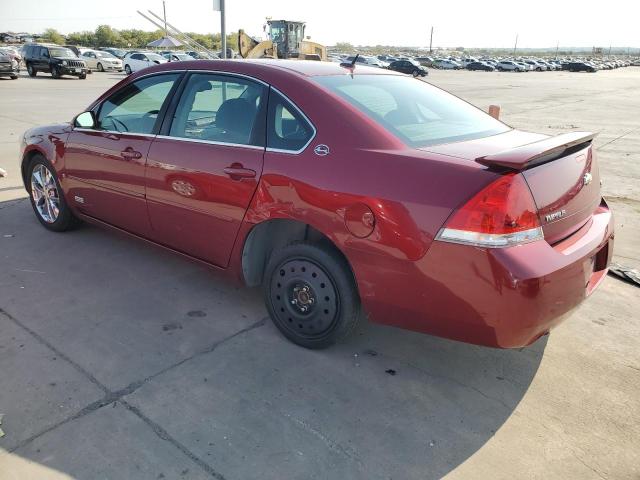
{"left": 423, "top": 130, "right": 602, "bottom": 244}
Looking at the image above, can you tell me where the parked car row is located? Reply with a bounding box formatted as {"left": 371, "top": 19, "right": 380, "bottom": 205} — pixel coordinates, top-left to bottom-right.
{"left": 328, "top": 51, "right": 638, "bottom": 75}
{"left": 0, "top": 42, "right": 223, "bottom": 80}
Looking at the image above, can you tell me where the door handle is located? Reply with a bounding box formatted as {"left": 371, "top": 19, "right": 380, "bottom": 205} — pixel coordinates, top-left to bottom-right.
{"left": 120, "top": 148, "right": 142, "bottom": 160}
{"left": 223, "top": 166, "right": 256, "bottom": 180}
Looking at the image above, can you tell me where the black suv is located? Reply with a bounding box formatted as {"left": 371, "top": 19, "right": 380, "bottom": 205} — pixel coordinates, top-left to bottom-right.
{"left": 23, "top": 44, "right": 87, "bottom": 79}
{"left": 388, "top": 59, "right": 428, "bottom": 77}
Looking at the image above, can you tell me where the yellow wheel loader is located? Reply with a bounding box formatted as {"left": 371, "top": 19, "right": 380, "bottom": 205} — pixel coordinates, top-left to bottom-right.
{"left": 238, "top": 20, "right": 327, "bottom": 61}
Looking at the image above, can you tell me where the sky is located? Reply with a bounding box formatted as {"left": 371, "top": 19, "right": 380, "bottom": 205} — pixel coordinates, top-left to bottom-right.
{"left": 0, "top": 0, "right": 637, "bottom": 48}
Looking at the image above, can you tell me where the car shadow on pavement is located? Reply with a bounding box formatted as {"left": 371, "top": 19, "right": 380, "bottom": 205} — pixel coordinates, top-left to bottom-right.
{"left": 0, "top": 199, "right": 547, "bottom": 479}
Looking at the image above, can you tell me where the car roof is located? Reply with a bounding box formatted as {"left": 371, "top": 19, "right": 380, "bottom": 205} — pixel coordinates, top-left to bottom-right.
{"left": 236, "top": 59, "right": 399, "bottom": 77}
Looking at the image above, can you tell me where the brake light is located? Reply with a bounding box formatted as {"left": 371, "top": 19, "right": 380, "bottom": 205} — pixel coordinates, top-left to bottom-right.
{"left": 436, "top": 173, "right": 543, "bottom": 247}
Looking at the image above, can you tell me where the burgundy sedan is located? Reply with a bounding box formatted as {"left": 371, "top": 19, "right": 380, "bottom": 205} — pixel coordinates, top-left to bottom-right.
{"left": 20, "top": 60, "right": 614, "bottom": 349}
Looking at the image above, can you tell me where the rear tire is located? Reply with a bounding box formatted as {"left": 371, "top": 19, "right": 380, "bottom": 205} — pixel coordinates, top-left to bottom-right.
{"left": 27, "top": 63, "right": 36, "bottom": 77}
{"left": 263, "top": 242, "right": 360, "bottom": 349}
{"left": 26, "top": 154, "right": 80, "bottom": 232}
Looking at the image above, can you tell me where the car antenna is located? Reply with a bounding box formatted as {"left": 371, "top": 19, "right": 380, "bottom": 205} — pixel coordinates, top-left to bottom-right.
{"left": 340, "top": 53, "right": 359, "bottom": 69}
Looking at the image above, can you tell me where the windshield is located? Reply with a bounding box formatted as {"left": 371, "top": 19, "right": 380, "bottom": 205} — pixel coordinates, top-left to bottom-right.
{"left": 50, "top": 48, "right": 76, "bottom": 58}
{"left": 147, "top": 53, "right": 164, "bottom": 61}
{"left": 96, "top": 51, "right": 116, "bottom": 58}
{"left": 314, "top": 75, "right": 510, "bottom": 148}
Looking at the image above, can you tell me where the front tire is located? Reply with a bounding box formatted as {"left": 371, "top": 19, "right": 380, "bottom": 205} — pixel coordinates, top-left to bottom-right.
{"left": 124, "top": 64, "right": 132, "bottom": 75}
{"left": 412, "top": 69, "right": 419, "bottom": 77}
{"left": 79, "top": 73, "right": 87, "bottom": 79}
{"left": 51, "top": 66, "right": 60, "bottom": 79}
{"left": 27, "top": 155, "right": 79, "bottom": 232}
{"left": 264, "top": 242, "right": 360, "bottom": 349}
{"left": 97, "top": 62, "right": 104, "bottom": 72}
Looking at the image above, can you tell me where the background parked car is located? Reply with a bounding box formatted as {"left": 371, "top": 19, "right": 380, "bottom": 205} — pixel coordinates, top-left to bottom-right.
{"left": 466, "top": 61, "right": 495, "bottom": 71}
{"left": 23, "top": 44, "right": 87, "bottom": 79}
{"left": 122, "top": 51, "right": 167, "bottom": 74}
{"left": 98, "top": 47, "right": 127, "bottom": 59}
{"left": 0, "top": 52, "right": 19, "bottom": 79}
{"left": 496, "top": 60, "right": 523, "bottom": 71}
{"left": 81, "top": 49, "right": 123, "bottom": 72}
{"left": 162, "top": 52, "right": 193, "bottom": 62}
{"left": 388, "top": 59, "right": 428, "bottom": 76}
{"left": 567, "top": 61, "right": 597, "bottom": 72}
{"left": 345, "top": 55, "right": 388, "bottom": 68}
{"left": 433, "top": 59, "right": 461, "bottom": 69}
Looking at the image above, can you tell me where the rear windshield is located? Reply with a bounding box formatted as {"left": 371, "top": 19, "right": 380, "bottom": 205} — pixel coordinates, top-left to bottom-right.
{"left": 314, "top": 75, "right": 509, "bottom": 147}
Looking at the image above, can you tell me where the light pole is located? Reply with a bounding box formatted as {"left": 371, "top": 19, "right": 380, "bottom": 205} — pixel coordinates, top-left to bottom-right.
{"left": 213, "top": 0, "right": 226, "bottom": 59}
{"left": 429, "top": 26, "right": 433, "bottom": 53}
{"left": 221, "top": 0, "right": 226, "bottom": 58}
{"left": 513, "top": 33, "right": 518, "bottom": 57}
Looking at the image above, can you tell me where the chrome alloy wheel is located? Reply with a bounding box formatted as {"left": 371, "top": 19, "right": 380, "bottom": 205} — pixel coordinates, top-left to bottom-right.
{"left": 30, "top": 164, "right": 60, "bottom": 223}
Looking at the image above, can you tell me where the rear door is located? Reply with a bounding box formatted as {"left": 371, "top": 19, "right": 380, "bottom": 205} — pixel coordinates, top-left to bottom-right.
{"left": 64, "top": 72, "right": 182, "bottom": 235}
{"left": 144, "top": 72, "right": 268, "bottom": 267}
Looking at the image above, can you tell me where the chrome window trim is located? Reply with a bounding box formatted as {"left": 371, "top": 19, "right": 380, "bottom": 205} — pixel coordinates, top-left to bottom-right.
{"left": 154, "top": 134, "right": 264, "bottom": 151}
{"left": 75, "top": 69, "right": 316, "bottom": 153}
{"left": 73, "top": 127, "right": 157, "bottom": 138}
{"left": 266, "top": 86, "right": 317, "bottom": 155}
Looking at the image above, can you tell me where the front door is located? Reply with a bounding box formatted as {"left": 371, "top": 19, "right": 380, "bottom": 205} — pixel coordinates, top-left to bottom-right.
{"left": 64, "top": 72, "right": 181, "bottom": 235}
{"left": 144, "top": 73, "right": 267, "bottom": 267}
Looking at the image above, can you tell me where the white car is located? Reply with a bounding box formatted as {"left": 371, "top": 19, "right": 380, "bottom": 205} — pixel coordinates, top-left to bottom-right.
{"left": 163, "top": 52, "right": 193, "bottom": 62}
{"left": 433, "top": 59, "right": 461, "bottom": 70}
{"left": 123, "top": 51, "right": 167, "bottom": 75}
{"left": 496, "top": 60, "right": 524, "bottom": 72}
{"left": 81, "top": 50, "right": 123, "bottom": 72}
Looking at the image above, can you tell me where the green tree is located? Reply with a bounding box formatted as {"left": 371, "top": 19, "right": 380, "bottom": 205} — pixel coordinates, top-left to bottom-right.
{"left": 94, "top": 25, "right": 122, "bottom": 47}
{"left": 41, "top": 28, "right": 65, "bottom": 45}
{"left": 66, "top": 31, "right": 95, "bottom": 46}
{"left": 334, "top": 42, "right": 354, "bottom": 52}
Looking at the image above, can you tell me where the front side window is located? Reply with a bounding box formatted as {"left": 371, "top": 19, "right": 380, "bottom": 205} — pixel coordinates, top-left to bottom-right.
{"left": 97, "top": 73, "right": 179, "bottom": 134}
{"left": 267, "top": 91, "right": 314, "bottom": 152}
{"left": 314, "top": 74, "right": 510, "bottom": 147}
{"left": 169, "top": 73, "right": 266, "bottom": 146}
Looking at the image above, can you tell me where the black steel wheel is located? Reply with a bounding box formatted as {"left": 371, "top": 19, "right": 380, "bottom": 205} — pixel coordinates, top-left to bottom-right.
{"left": 264, "top": 242, "right": 360, "bottom": 349}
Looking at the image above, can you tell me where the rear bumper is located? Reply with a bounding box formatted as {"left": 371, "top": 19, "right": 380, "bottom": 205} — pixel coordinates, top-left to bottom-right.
{"left": 358, "top": 200, "right": 614, "bottom": 348}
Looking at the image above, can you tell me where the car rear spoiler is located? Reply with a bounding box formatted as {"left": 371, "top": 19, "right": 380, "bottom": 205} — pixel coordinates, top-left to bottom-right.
{"left": 475, "top": 131, "right": 596, "bottom": 171}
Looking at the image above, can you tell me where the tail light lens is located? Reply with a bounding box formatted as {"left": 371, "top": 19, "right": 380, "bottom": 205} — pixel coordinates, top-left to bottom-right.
{"left": 436, "top": 173, "right": 543, "bottom": 247}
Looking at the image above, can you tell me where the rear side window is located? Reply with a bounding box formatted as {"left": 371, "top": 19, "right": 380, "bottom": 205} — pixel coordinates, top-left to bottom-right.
{"left": 169, "top": 73, "right": 266, "bottom": 146}
{"left": 267, "top": 90, "right": 314, "bottom": 152}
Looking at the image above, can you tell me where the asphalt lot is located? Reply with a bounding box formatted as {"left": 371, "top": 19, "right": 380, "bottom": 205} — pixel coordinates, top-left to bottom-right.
{"left": 0, "top": 67, "right": 638, "bottom": 480}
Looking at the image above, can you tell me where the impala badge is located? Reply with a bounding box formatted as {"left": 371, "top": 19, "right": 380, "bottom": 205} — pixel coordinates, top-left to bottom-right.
{"left": 545, "top": 209, "right": 566, "bottom": 222}
{"left": 74, "top": 195, "right": 85, "bottom": 204}
{"left": 314, "top": 144, "right": 330, "bottom": 156}
{"left": 583, "top": 172, "right": 593, "bottom": 186}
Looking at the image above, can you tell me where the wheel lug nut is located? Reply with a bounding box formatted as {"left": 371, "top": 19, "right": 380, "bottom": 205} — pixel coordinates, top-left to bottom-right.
{"left": 291, "top": 299, "right": 297, "bottom": 305}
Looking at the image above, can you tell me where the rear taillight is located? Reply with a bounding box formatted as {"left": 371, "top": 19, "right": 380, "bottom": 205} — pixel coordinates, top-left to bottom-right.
{"left": 436, "top": 173, "right": 543, "bottom": 247}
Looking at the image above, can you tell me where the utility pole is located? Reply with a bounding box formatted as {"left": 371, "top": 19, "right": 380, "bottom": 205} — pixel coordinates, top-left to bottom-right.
{"left": 513, "top": 33, "right": 518, "bottom": 57}
{"left": 221, "top": 0, "right": 226, "bottom": 58}
{"left": 555, "top": 40, "right": 559, "bottom": 59}
{"left": 162, "top": 1, "right": 168, "bottom": 36}
{"left": 213, "top": 0, "right": 226, "bottom": 58}
{"left": 429, "top": 26, "right": 433, "bottom": 53}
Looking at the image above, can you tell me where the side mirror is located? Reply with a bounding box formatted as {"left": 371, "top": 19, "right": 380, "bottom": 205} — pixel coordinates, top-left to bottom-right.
{"left": 75, "top": 111, "right": 96, "bottom": 129}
